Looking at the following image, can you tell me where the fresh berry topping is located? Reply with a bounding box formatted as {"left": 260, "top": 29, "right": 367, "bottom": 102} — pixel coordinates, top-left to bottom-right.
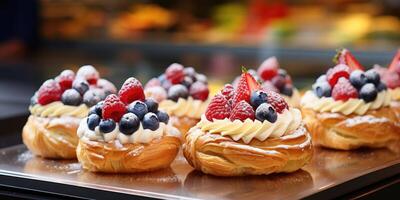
{"left": 144, "top": 86, "right": 167, "bottom": 103}
{"left": 229, "top": 100, "right": 255, "bottom": 121}
{"left": 87, "top": 114, "right": 101, "bottom": 131}
{"left": 99, "top": 119, "right": 116, "bottom": 133}
{"left": 119, "top": 113, "right": 140, "bottom": 135}
{"left": 331, "top": 78, "right": 358, "bottom": 101}
{"left": 181, "top": 76, "right": 194, "bottom": 88}
{"left": 89, "top": 101, "right": 104, "bottom": 117}
{"left": 278, "top": 69, "right": 287, "bottom": 77}
{"left": 161, "top": 79, "right": 173, "bottom": 90}
{"left": 118, "top": 77, "right": 145, "bottom": 104}
{"left": 166, "top": 63, "right": 185, "bottom": 84}
{"left": 56, "top": 70, "right": 75, "bottom": 91}
{"left": 281, "top": 85, "right": 293, "bottom": 97}
{"left": 255, "top": 103, "right": 277, "bottom": 123}
{"left": 365, "top": 70, "right": 381, "bottom": 86}
{"left": 250, "top": 90, "right": 268, "bottom": 109}
{"left": 102, "top": 94, "right": 126, "bottom": 122}
{"left": 265, "top": 90, "right": 288, "bottom": 113}
{"left": 156, "top": 111, "right": 169, "bottom": 124}
{"left": 76, "top": 65, "right": 99, "bottom": 85}
{"left": 388, "top": 50, "right": 400, "bottom": 74}
{"left": 326, "top": 64, "right": 350, "bottom": 87}
{"left": 144, "top": 98, "right": 158, "bottom": 113}
{"left": 258, "top": 57, "right": 278, "bottom": 81}
{"left": 189, "top": 81, "right": 209, "bottom": 101}
{"left": 359, "top": 83, "right": 378, "bottom": 103}
{"left": 97, "top": 79, "right": 117, "bottom": 95}
{"left": 195, "top": 74, "right": 207, "bottom": 84}
{"left": 184, "top": 67, "right": 196, "bottom": 77}
{"left": 232, "top": 67, "right": 260, "bottom": 106}
{"left": 334, "top": 49, "right": 364, "bottom": 71}
{"left": 145, "top": 78, "right": 161, "bottom": 89}
{"left": 316, "top": 75, "right": 327, "bottom": 83}
{"left": 382, "top": 72, "right": 400, "bottom": 89}
{"left": 83, "top": 89, "right": 105, "bottom": 107}
{"left": 61, "top": 89, "right": 82, "bottom": 106}
{"left": 221, "top": 84, "right": 234, "bottom": 100}
{"left": 142, "top": 113, "right": 160, "bottom": 131}
{"left": 72, "top": 78, "right": 90, "bottom": 95}
{"left": 205, "top": 94, "right": 230, "bottom": 121}
{"left": 313, "top": 81, "right": 331, "bottom": 98}
{"left": 37, "top": 79, "right": 62, "bottom": 105}
{"left": 127, "top": 101, "right": 148, "bottom": 120}
{"left": 271, "top": 75, "right": 286, "bottom": 90}
{"left": 377, "top": 82, "right": 388, "bottom": 92}
{"left": 349, "top": 70, "right": 367, "bottom": 89}
{"left": 30, "top": 92, "right": 38, "bottom": 106}
{"left": 168, "top": 84, "right": 189, "bottom": 101}
{"left": 261, "top": 81, "right": 278, "bottom": 93}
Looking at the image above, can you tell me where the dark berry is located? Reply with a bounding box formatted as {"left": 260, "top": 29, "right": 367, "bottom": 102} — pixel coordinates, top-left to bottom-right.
{"left": 144, "top": 98, "right": 158, "bottom": 113}
{"left": 72, "top": 78, "right": 89, "bottom": 95}
{"left": 278, "top": 69, "right": 287, "bottom": 77}
{"left": 313, "top": 81, "right": 331, "bottom": 98}
{"left": 93, "top": 101, "right": 104, "bottom": 117}
{"left": 119, "top": 113, "right": 140, "bottom": 135}
{"left": 250, "top": 90, "right": 268, "bottom": 109}
{"left": 142, "top": 113, "right": 160, "bottom": 131}
{"left": 349, "top": 70, "right": 367, "bottom": 89}
{"left": 83, "top": 89, "right": 105, "bottom": 107}
{"left": 271, "top": 76, "right": 286, "bottom": 90}
{"left": 181, "top": 76, "right": 194, "bottom": 88}
{"left": 255, "top": 103, "right": 277, "bottom": 123}
{"left": 99, "top": 119, "right": 116, "bottom": 133}
{"left": 365, "top": 70, "right": 380, "bottom": 86}
{"left": 87, "top": 114, "right": 100, "bottom": 131}
{"left": 168, "top": 84, "right": 189, "bottom": 101}
{"left": 316, "top": 74, "right": 327, "bottom": 83}
{"left": 156, "top": 111, "right": 169, "bottom": 124}
{"left": 359, "top": 83, "right": 378, "bottom": 103}
{"left": 127, "top": 101, "right": 148, "bottom": 120}
{"left": 281, "top": 85, "right": 293, "bottom": 97}
{"left": 376, "top": 82, "right": 387, "bottom": 92}
{"left": 61, "top": 89, "right": 82, "bottom": 106}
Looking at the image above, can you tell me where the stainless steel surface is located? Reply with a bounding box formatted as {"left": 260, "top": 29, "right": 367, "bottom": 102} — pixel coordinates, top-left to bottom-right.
{"left": 0, "top": 145, "right": 399, "bottom": 200}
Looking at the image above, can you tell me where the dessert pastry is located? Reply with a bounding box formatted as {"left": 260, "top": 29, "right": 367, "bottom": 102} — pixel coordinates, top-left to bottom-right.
{"left": 233, "top": 57, "right": 301, "bottom": 107}
{"left": 183, "top": 68, "right": 313, "bottom": 176}
{"left": 77, "top": 77, "right": 181, "bottom": 173}
{"left": 144, "top": 63, "right": 210, "bottom": 139}
{"left": 23, "top": 65, "right": 116, "bottom": 159}
{"left": 301, "top": 49, "right": 400, "bottom": 150}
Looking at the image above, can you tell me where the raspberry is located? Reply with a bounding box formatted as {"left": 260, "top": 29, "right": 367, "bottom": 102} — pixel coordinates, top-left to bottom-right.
{"left": 56, "top": 70, "right": 75, "bottom": 91}
{"left": 189, "top": 81, "right": 209, "bottom": 101}
{"left": 118, "top": 77, "right": 145, "bottom": 104}
{"left": 229, "top": 100, "right": 255, "bottom": 121}
{"left": 382, "top": 72, "right": 400, "bottom": 89}
{"left": 205, "top": 94, "right": 230, "bottom": 121}
{"left": 257, "top": 57, "right": 278, "bottom": 81}
{"left": 37, "top": 79, "right": 62, "bottom": 105}
{"left": 220, "top": 84, "right": 234, "bottom": 100}
{"left": 76, "top": 65, "right": 99, "bottom": 85}
{"left": 232, "top": 67, "right": 260, "bottom": 107}
{"left": 326, "top": 64, "right": 350, "bottom": 87}
{"left": 165, "top": 63, "right": 184, "bottom": 84}
{"left": 144, "top": 78, "right": 161, "bottom": 89}
{"left": 332, "top": 77, "right": 358, "bottom": 101}
{"left": 102, "top": 94, "right": 126, "bottom": 122}
{"left": 265, "top": 90, "right": 288, "bottom": 113}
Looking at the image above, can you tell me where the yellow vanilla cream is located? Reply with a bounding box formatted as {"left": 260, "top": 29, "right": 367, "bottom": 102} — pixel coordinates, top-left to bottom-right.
{"left": 159, "top": 97, "right": 209, "bottom": 119}
{"left": 282, "top": 88, "right": 301, "bottom": 108}
{"left": 29, "top": 101, "right": 89, "bottom": 118}
{"left": 389, "top": 88, "right": 400, "bottom": 101}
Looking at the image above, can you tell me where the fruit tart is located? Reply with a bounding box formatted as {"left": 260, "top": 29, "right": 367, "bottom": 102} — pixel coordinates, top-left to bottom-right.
{"left": 77, "top": 77, "right": 181, "bottom": 173}
{"left": 301, "top": 49, "right": 400, "bottom": 150}
{"left": 144, "top": 63, "right": 210, "bottom": 139}
{"left": 233, "top": 57, "right": 301, "bottom": 107}
{"left": 23, "top": 65, "right": 116, "bottom": 159}
{"left": 183, "top": 68, "right": 313, "bottom": 176}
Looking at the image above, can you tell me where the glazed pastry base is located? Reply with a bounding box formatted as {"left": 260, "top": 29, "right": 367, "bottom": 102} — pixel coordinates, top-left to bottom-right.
{"left": 22, "top": 115, "right": 80, "bottom": 159}
{"left": 301, "top": 107, "right": 400, "bottom": 151}
{"left": 391, "top": 101, "right": 400, "bottom": 122}
{"left": 170, "top": 116, "right": 199, "bottom": 141}
{"left": 183, "top": 124, "right": 313, "bottom": 176}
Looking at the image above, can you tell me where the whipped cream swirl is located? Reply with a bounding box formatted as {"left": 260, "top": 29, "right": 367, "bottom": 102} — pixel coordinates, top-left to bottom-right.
{"left": 30, "top": 102, "right": 89, "bottom": 118}
{"left": 159, "top": 97, "right": 209, "bottom": 119}
{"left": 389, "top": 88, "right": 400, "bottom": 101}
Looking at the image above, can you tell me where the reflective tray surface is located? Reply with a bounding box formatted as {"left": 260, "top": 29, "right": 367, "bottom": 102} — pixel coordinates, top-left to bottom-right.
{"left": 0, "top": 145, "right": 399, "bottom": 200}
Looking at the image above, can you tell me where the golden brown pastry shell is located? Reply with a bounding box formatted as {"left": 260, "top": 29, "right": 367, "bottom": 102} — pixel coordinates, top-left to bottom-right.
{"left": 183, "top": 124, "right": 313, "bottom": 176}
{"left": 391, "top": 101, "right": 400, "bottom": 122}
{"left": 169, "top": 115, "right": 199, "bottom": 141}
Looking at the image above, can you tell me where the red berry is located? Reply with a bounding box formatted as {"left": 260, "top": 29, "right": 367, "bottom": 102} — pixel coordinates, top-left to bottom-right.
{"left": 232, "top": 67, "right": 260, "bottom": 107}
{"left": 189, "top": 81, "right": 209, "bottom": 101}
{"left": 118, "top": 77, "right": 145, "bottom": 104}
{"left": 145, "top": 78, "right": 161, "bottom": 89}
{"left": 382, "top": 72, "right": 400, "bottom": 89}
{"left": 205, "top": 94, "right": 230, "bottom": 121}
{"left": 102, "top": 94, "right": 126, "bottom": 122}
{"left": 37, "top": 79, "right": 62, "bottom": 105}
{"left": 56, "top": 70, "right": 75, "bottom": 91}
{"left": 327, "top": 64, "right": 350, "bottom": 87}
{"left": 332, "top": 77, "right": 358, "bottom": 101}
{"left": 229, "top": 100, "right": 255, "bottom": 121}
{"left": 76, "top": 65, "right": 99, "bottom": 85}
{"left": 388, "top": 50, "right": 400, "bottom": 75}
{"left": 261, "top": 81, "right": 278, "bottom": 93}
{"left": 165, "top": 63, "right": 184, "bottom": 84}
{"left": 265, "top": 90, "right": 288, "bottom": 113}
{"left": 334, "top": 49, "right": 364, "bottom": 71}
{"left": 221, "top": 84, "right": 234, "bottom": 100}
{"left": 258, "top": 57, "right": 278, "bottom": 81}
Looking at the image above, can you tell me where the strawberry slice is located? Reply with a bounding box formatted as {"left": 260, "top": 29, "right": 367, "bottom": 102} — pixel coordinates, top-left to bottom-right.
{"left": 334, "top": 48, "right": 364, "bottom": 71}
{"left": 232, "top": 67, "right": 260, "bottom": 107}
{"left": 388, "top": 49, "right": 400, "bottom": 75}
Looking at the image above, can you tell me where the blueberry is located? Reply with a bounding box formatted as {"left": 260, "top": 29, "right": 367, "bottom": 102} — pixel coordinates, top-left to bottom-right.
{"left": 144, "top": 98, "right": 158, "bottom": 113}
{"left": 250, "top": 90, "right": 268, "bottom": 108}
{"left": 87, "top": 114, "right": 100, "bottom": 131}
{"left": 61, "top": 89, "right": 82, "bottom": 106}
{"left": 156, "top": 111, "right": 169, "bottom": 124}
{"left": 127, "top": 101, "right": 148, "bottom": 119}
{"left": 281, "top": 85, "right": 293, "bottom": 97}
{"left": 365, "top": 70, "right": 380, "bottom": 86}
{"left": 376, "top": 82, "right": 387, "bottom": 92}
{"left": 158, "top": 74, "right": 167, "bottom": 83}
{"left": 99, "top": 119, "right": 116, "bottom": 133}
{"left": 72, "top": 78, "right": 89, "bottom": 95}
{"left": 168, "top": 84, "right": 189, "bottom": 101}
{"left": 184, "top": 67, "right": 196, "bottom": 77}
{"left": 316, "top": 75, "right": 327, "bottom": 83}
{"left": 161, "top": 79, "right": 172, "bottom": 90}
{"left": 271, "top": 76, "right": 286, "bottom": 90}
{"left": 181, "top": 76, "right": 194, "bottom": 88}
{"left": 349, "top": 70, "right": 367, "bottom": 89}
{"left": 195, "top": 74, "right": 207, "bottom": 84}
{"left": 255, "top": 103, "right": 277, "bottom": 123}
{"left": 360, "top": 83, "right": 378, "bottom": 103}
{"left": 142, "top": 113, "right": 160, "bottom": 131}
{"left": 278, "top": 69, "right": 287, "bottom": 77}
{"left": 313, "top": 81, "right": 331, "bottom": 97}
{"left": 83, "top": 89, "right": 105, "bottom": 107}
{"left": 119, "top": 113, "right": 140, "bottom": 135}
{"left": 88, "top": 101, "right": 104, "bottom": 117}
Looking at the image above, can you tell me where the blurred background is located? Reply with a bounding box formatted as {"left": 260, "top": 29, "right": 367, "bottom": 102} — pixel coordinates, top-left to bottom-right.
{"left": 0, "top": 0, "right": 399, "bottom": 116}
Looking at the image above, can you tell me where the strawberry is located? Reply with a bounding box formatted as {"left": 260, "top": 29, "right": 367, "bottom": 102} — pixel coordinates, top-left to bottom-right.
{"left": 205, "top": 94, "right": 230, "bottom": 121}
{"left": 220, "top": 84, "right": 234, "bottom": 100}
{"left": 165, "top": 63, "right": 185, "bottom": 84}
{"left": 189, "top": 81, "right": 209, "bottom": 101}
{"left": 229, "top": 100, "right": 255, "bottom": 121}
{"left": 265, "top": 90, "right": 288, "bottom": 113}
{"left": 232, "top": 67, "right": 260, "bottom": 107}
{"left": 37, "top": 79, "right": 62, "bottom": 105}
{"left": 56, "top": 70, "right": 75, "bottom": 91}
{"left": 118, "top": 77, "right": 145, "bottom": 104}
{"left": 388, "top": 49, "right": 400, "bottom": 75}
{"left": 332, "top": 77, "right": 358, "bottom": 101}
{"left": 326, "top": 64, "right": 350, "bottom": 87}
{"left": 102, "top": 94, "right": 126, "bottom": 122}
{"left": 257, "top": 57, "right": 279, "bottom": 81}
{"left": 334, "top": 48, "right": 364, "bottom": 71}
